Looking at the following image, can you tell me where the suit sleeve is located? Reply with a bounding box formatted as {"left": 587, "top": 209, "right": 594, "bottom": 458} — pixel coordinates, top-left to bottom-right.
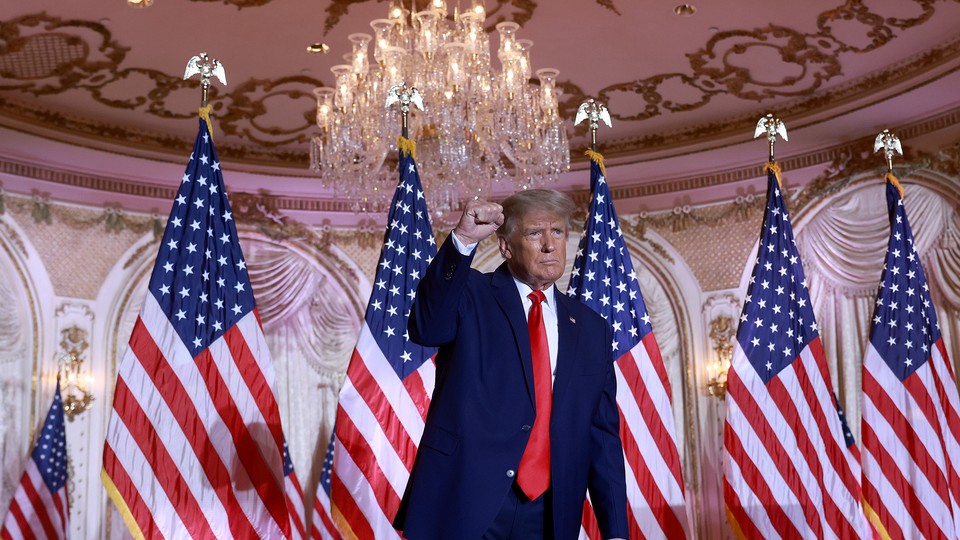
{"left": 408, "top": 235, "right": 476, "bottom": 347}
{"left": 587, "top": 325, "right": 629, "bottom": 539}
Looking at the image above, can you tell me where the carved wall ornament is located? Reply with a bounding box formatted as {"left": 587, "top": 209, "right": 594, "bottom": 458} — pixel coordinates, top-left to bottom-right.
{"left": 3, "top": 1, "right": 960, "bottom": 166}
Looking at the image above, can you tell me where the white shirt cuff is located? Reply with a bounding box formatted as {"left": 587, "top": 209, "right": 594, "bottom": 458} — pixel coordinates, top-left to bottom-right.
{"left": 450, "top": 230, "right": 478, "bottom": 256}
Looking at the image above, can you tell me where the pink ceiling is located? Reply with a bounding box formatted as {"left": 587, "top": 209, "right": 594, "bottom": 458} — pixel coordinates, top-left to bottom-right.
{"left": 1, "top": 0, "right": 959, "bottom": 219}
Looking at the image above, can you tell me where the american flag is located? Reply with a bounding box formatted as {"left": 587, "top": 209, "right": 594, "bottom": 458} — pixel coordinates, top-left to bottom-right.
{"left": 310, "top": 432, "right": 341, "bottom": 540}
{"left": 101, "top": 119, "right": 293, "bottom": 539}
{"left": 567, "top": 156, "right": 689, "bottom": 539}
{"left": 1, "top": 380, "right": 69, "bottom": 540}
{"left": 861, "top": 177, "right": 960, "bottom": 539}
{"left": 284, "top": 440, "right": 307, "bottom": 539}
{"left": 723, "top": 167, "right": 870, "bottom": 539}
{"left": 331, "top": 140, "right": 437, "bottom": 538}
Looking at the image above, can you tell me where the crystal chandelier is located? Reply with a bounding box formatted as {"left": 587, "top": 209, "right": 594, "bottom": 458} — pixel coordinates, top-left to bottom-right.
{"left": 309, "top": 0, "right": 570, "bottom": 216}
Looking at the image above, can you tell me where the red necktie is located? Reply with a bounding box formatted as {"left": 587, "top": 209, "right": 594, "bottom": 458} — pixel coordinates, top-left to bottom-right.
{"left": 517, "top": 289, "right": 551, "bottom": 499}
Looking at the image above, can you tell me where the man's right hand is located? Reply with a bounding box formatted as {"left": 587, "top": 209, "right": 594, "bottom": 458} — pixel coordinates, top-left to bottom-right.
{"left": 453, "top": 199, "right": 504, "bottom": 245}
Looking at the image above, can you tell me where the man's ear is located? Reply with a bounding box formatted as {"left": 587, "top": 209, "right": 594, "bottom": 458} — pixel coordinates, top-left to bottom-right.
{"left": 498, "top": 235, "right": 511, "bottom": 260}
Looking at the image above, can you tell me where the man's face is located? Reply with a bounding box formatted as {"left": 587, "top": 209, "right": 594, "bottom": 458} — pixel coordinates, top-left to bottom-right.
{"left": 498, "top": 210, "right": 568, "bottom": 291}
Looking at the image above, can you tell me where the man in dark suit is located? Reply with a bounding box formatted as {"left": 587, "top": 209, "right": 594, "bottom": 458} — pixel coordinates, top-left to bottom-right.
{"left": 394, "top": 189, "right": 628, "bottom": 539}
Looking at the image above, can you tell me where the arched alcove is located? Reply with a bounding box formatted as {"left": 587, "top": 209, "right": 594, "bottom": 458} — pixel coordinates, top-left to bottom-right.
{"left": 0, "top": 214, "right": 55, "bottom": 522}
{"left": 788, "top": 171, "right": 960, "bottom": 439}
{"left": 98, "top": 227, "right": 370, "bottom": 530}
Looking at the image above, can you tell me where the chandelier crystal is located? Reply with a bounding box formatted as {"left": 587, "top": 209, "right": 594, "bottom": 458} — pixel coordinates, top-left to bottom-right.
{"left": 310, "top": 0, "right": 570, "bottom": 217}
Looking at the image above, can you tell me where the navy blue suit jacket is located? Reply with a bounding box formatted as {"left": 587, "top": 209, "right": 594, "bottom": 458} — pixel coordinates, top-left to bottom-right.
{"left": 394, "top": 236, "right": 628, "bottom": 539}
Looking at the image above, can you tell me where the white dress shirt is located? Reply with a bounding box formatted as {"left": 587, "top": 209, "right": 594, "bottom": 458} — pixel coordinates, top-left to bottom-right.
{"left": 450, "top": 231, "right": 559, "bottom": 384}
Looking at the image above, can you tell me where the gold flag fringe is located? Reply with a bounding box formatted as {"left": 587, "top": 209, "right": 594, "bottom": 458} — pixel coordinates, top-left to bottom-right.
{"left": 584, "top": 149, "right": 606, "bottom": 177}
{"left": 199, "top": 105, "right": 214, "bottom": 139}
{"left": 398, "top": 136, "right": 416, "bottom": 159}
{"left": 763, "top": 162, "right": 783, "bottom": 188}
{"left": 884, "top": 172, "right": 905, "bottom": 199}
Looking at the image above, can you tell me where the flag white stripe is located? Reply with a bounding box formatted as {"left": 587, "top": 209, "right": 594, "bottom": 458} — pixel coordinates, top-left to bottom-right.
{"left": 620, "top": 435, "right": 668, "bottom": 540}
{"left": 337, "top": 375, "right": 411, "bottom": 496}
{"left": 418, "top": 358, "right": 436, "bottom": 397}
{"left": 25, "top": 462, "right": 62, "bottom": 540}
{"left": 353, "top": 324, "right": 428, "bottom": 443}
{"left": 627, "top": 342, "right": 679, "bottom": 438}
{"left": 332, "top": 435, "right": 400, "bottom": 539}
{"left": 797, "top": 347, "right": 863, "bottom": 492}
{"left": 120, "top": 337, "right": 233, "bottom": 539}
{"left": 930, "top": 343, "right": 960, "bottom": 534}
{"left": 105, "top": 413, "right": 188, "bottom": 536}
{"left": 862, "top": 377, "right": 952, "bottom": 535}
{"left": 285, "top": 477, "right": 305, "bottom": 539}
{"left": 861, "top": 449, "right": 920, "bottom": 536}
{"left": 723, "top": 443, "right": 782, "bottom": 540}
{"left": 725, "top": 387, "right": 815, "bottom": 537}
{"left": 733, "top": 348, "right": 828, "bottom": 534}
{"left": 614, "top": 361, "right": 684, "bottom": 503}
{"left": 863, "top": 342, "right": 957, "bottom": 537}
{"left": 137, "top": 296, "right": 281, "bottom": 535}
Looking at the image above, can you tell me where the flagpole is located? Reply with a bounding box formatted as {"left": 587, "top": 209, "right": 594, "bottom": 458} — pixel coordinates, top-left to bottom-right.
{"left": 183, "top": 52, "right": 227, "bottom": 137}
{"left": 386, "top": 83, "right": 424, "bottom": 141}
{"left": 874, "top": 129, "right": 906, "bottom": 198}
{"left": 754, "top": 113, "right": 788, "bottom": 164}
{"left": 575, "top": 98, "right": 612, "bottom": 153}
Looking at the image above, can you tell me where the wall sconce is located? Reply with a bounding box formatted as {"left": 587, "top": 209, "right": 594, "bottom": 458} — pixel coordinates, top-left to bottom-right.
{"left": 58, "top": 326, "right": 94, "bottom": 421}
{"left": 706, "top": 315, "right": 735, "bottom": 399}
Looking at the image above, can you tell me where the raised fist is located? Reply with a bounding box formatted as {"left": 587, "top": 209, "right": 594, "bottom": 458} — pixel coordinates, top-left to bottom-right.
{"left": 453, "top": 199, "right": 504, "bottom": 245}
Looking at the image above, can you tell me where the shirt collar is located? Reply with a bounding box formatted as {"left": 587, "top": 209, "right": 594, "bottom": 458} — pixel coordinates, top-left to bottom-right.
{"left": 512, "top": 277, "right": 556, "bottom": 311}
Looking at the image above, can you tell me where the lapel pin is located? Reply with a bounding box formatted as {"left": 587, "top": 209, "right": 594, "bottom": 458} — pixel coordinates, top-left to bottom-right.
{"left": 569, "top": 316, "right": 576, "bottom": 324}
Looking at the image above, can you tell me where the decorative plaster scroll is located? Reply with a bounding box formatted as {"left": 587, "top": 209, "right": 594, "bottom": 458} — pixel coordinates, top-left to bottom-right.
{"left": 3, "top": 1, "right": 960, "bottom": 165}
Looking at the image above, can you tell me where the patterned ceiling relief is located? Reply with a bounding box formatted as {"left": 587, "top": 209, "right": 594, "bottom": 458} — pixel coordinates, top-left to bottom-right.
{"left": 0, "top": 14, "right": 128, "bottom": 94}
{"left": 0, "top": 0, "right": 958, "bottom": 169}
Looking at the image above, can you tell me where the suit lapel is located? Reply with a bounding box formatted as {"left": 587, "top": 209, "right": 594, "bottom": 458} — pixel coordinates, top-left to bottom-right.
{"left": 552, "top": 288, "right": 580, "bottom": 410}
{"left": 492, "top": 264, "right": 536, "bottom": 407}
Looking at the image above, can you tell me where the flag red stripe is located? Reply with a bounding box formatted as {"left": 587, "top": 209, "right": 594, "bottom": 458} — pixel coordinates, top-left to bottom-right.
{"left": 641, "top": 333, "right": 672, "bottom": 401}
{"left": 804, "top": 339, "right": 863, "bottom": 501}
{"left": 126, "top": 317, "right": 259, "bottom": 539}
{"left": 224, "top": 322, "right": 286, "bottom": 454}
{"left": 5, "top": 498, "right": 31, "bottom": 540}
{"left": 734, "top": 372, "right": 823, "bottom": 536}
{"left": 617, "top": 348, "right": 683, "bottom": 490}
{"left": 723, "top": 477, "right": 764, "bottom": 540}
{"left": 193, "top": 347, "right": 291, "bottom": 534}
{"left": 581, "top": 501, "right": 601, "bottom": 540}
{"left": 20, "top": 477, "right": 57, "bottom": 540}
{"left": 104, "top": 445, "right": 160, "bottom": 539}
{"left": 726, "top": 369, "right": 803, "bottom": 538}
{"left": 864, "top": 367, "right": 950, "bottom": 508}
{"left": 780, "top": 350, "right": 858, "bottom": 537}
{"left": 113, "top": 378, "right": 216, "bottom": 538}
{"left": 927, "top": 344, "right": 960, "bottom": 498}
{"left": 331, "top": 472, "right": 375, "bottom": 540}
{"left": 313, "top": 501, "right": 340, "bottom": 540}
{"left": 400, "top": 368, "right": 430, "bottom": 423}
{"left": 860, "top": 474, "right": 904, "bottom": 540}
{"left": 619, "top": 408, "right": 684, "bottom": 538}
{"left": 861, "top": 417, "right": 944, "bottom": 539}
{"left": 345, "top": 349, "right": 418, "bottom": 469}
{"left": 52, "top": 488, "right": 66, "bottom": 535}
{"left": 334, "top": 403, "right": 402, "bottom": 519}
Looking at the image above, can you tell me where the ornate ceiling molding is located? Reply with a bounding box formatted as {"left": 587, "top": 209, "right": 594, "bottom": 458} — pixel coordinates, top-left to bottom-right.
{"left": 0, "top": 0, "right": 958, "bottom": 169}
{"left": 6, "top": 104, "right": 959, "bottom": 218}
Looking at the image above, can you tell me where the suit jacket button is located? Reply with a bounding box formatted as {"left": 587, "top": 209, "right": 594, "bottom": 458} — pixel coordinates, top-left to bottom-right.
{"left": 521, "top": 425, "right": 531, "bottom": 432}
{"left": 506, "top": 469, "right": 515, "bottom": 478}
